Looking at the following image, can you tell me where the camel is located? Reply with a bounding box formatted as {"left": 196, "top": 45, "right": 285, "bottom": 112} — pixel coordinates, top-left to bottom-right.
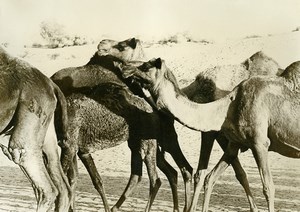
{"left": 51, "top": 38, "right": 193, "bottom": 212}
{"left": 180, "top": 51, "right": 282, "bottom": 210}
{"left": 182, "top": 51, "right": 282, "bottom": 102}
{"left": 121, "top": 57, "right": 300, "bottom": 212}
{"left": 0, "top": 46, "right": 71, "bottom": 211}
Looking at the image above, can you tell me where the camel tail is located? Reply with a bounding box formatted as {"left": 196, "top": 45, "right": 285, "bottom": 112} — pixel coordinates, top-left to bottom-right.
{"left": 53, "top": 83, "right": 69, "bottom": 142}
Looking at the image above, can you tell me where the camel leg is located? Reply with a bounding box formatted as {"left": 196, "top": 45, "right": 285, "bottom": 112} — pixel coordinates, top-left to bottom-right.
{"left": 157, "top": 149, "right": 179, "bottom": 212}
{"left": 189, "top": 131, "right": 216, "bottom": 212}
{"left": 60, "top": 138, "right": 77, "bottom": 175}
{"left": 43, "top": 121, "right": 72, "bottom": 212}
{"left": 231, "top": 158, "right": 258, "bottom": 212}
{"left": 168, "top": 146, "right": 193, "bottom": 212}
{"left": 160, "top": 118, "right": 193, "bottom": 212}
{"left": 252, "top": 140, "right": 274, "bottom": 212}
{"left": 7, "top": 104, "right": 59, "bottom": 212}
{"left": 216, "top": 135, "right": 258, "bottom": 212}
{"left": 143, "top": 139, "right": 162, "bottom": 212}
{"left": 67, "top": 154, "right": 79, "bottom": 212}
{"left": 60, "top": 141, "right": 79, "bottom": 212}
{"left": 202, "top": 142, "right": 240, "bottom": 212}
{"left": 112, "top": 146, "right": 143, "bottom": 211}
{"left": 77, "top": 151, "right": 110, "bottom": 212}
{"left": 11, "top": 141, "right": 57, "bottom": 210}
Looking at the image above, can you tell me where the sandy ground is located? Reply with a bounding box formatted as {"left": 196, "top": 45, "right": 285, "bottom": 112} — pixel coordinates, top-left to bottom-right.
{"left": 1, "top": 31, "right": 300, "bottom": 211}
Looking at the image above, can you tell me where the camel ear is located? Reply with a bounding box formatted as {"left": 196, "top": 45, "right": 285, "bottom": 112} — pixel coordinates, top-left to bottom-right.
{"left": 243, "top": 58, "right": 251, "bottom": 70}
{"left": 154, "top": 58, "right": 162, "bottom": 69}
{"left": 128, "top": 38, "right": 137, "bottom": 49}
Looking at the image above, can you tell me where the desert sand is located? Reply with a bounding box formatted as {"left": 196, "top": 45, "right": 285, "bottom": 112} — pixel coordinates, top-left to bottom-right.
{"left": 1, "top": 31, "right": 300, "bottom": 211}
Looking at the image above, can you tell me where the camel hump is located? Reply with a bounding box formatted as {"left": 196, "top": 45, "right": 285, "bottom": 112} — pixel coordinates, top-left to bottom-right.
{"left": 281, "top": 61, "right": 300, "bottom": 79}
{"left": 242, "top": 51, "right": 281, "bottom": 76}
{"left": 280, "top": 61, "right": 300, "bottom": 91}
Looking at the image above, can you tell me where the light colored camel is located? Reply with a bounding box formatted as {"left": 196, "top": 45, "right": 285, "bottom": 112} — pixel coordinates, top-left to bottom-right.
{"left": 51, "top": 38, "right": 193, "bottom": 212}
{"left": 122, "top": 57, "right": 300, "bottom": 212}
{"left": 0, "top": 46, "right": 71, "bottom": 211}
{"left": 181, "top": 51, "right": 282, "bottom": 210}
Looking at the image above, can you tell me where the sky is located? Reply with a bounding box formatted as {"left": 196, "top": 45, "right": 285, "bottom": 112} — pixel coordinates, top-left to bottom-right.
{"left": 0, "top": 0, "right": 300, "bottom": 45}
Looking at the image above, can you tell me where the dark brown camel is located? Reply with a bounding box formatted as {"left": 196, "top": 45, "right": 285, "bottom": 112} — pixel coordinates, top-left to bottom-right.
{"left": 121, "top": 57, "right": 300, "bottom": 212}
{"left": 51, "top": 38, "right": 193, "bottom": 212}
{"left": 0, "top": 46, "right": 71, "bottom": 211}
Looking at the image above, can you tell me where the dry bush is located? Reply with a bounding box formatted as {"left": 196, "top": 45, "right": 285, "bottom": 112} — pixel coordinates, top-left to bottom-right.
{"left": 39, "top": 21, "right": 88, "bottom": 48}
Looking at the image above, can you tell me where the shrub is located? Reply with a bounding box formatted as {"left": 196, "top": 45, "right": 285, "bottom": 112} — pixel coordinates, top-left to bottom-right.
{"left": 157, "top": 33, "right": 212, "bottom": 45}
{"left": 292, "top": 27, "right": 300, "bottom": 32}
{"left": 244, "top": 35, "right": 262, "bottom": 39}
{"left": 40, "top": 21, "right": 66, "bottom": 48}
{"left": 39, "top": 21, "right": 89, "bottom": 48}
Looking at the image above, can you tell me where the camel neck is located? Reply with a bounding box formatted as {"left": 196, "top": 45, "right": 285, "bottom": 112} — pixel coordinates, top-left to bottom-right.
{"left": 155, "top": 81, "right": 235, "bottom": 132}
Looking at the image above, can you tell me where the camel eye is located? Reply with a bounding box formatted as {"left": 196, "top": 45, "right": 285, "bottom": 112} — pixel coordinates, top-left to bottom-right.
{"left": 114, "top": 44, "right": 125, "bottom": 51}
{"left": 138, "top": 64, "right": 150, "bottom": 72}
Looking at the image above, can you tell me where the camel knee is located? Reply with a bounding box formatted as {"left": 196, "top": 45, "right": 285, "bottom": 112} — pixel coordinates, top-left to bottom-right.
{"left": 262, "top": 184, "right": 275, "bottom": 201}
{"left": 69, "top": 176, "right": 77, "bottom": 190}
{"left": 194, "top": 172, "right": 200, "bottom": 184}
{"left": 262, "top": 187, "right": 270, "bottom": 201}
{"left": 60, "top": 148, "right": 77, "bottom": 174}
{"left": 36, "top": 186, "right": 58, "bottom": 210}
{"left": 55, "top": 189, "right": 72, "bottom": 212}
{"left": 151, "top": 178, "right": 162, "bottom": 191}
{"left": 181, "top": 167, "right": 193, "bottom": 183}
{"left": 8, "top": 147, "right": 26, "bottom": 165}
{"left": 194, "top": 171, "right": 202, "bottom": 184}
{"left": 56, "top": 179, "right": 72, "bottom": 202}
{"left": 194, "top": 169, "right": 207, "bottom": 185}
{"left": 203, "top": 172, "right": 214, "bottom": 191}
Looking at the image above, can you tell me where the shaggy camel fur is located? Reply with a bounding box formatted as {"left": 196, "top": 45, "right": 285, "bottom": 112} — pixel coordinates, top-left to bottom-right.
{"left": 51, "top": 38, "right": 193, "bottom": 212}
{"left": 122, "top": 57, "right": 300, "bottom": 212}
{"left": 0, "top": 46, "right": 71, "bottom": 211}
{"left": 181, "top": 51, "right": 282, "bottom": 210}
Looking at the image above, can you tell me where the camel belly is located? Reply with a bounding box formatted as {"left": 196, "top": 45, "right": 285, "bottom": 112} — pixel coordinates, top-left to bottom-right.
{"left": 268, "top": 125, "right": 300, "bottom": 158}
{"left": 66, "top": 94, "right": 130, "bottom": 153}
{"left": 267, "top": 101, "right": 300, "bottom": 158}
{"left": 79, "top": 109, "right": 129, "bottom": 151}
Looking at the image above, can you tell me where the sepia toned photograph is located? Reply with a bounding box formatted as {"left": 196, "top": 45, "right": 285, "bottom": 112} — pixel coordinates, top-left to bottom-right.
{"left": 0, "top": 0, "right": 300, "bottom": 211}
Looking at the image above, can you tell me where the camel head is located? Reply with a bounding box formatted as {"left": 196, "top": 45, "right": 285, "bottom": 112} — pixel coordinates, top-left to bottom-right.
{"left": 122, "top": 58, "right": 173, "bottom": 89}
{"left": 86, "top": 38, "right": 145, "bottom": 70}
{"left": 96, "top": 37, "right": 145, "bottom": 61}
{"left": 122, "top": 58, "right": 182, "bottom": 109}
